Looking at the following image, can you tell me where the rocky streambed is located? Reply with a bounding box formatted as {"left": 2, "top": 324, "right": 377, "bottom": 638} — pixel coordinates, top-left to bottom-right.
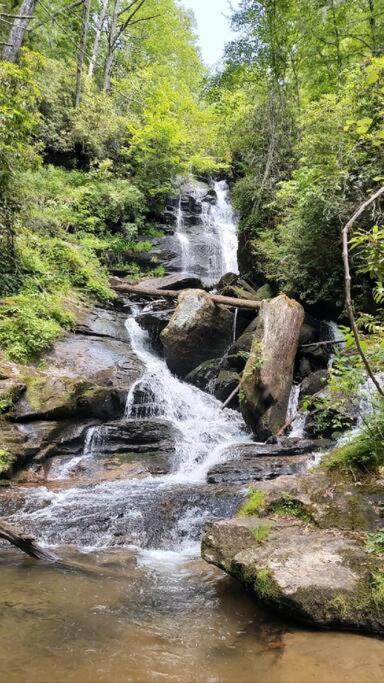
{"left": 0, "top": 178, "right": 383, "bottom": 682}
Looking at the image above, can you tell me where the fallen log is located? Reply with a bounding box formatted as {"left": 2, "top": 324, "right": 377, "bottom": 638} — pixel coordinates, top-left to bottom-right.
{"left": 0, "top": 520, "right": 57, "bottom": 561}
{"left": 113, "top": 284, "right": 262, "bottom": 311}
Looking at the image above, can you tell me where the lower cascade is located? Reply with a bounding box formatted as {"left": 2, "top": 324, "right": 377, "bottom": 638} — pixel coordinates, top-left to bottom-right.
{"left": 1, "top": 179, "right": 384, "bottom": 680}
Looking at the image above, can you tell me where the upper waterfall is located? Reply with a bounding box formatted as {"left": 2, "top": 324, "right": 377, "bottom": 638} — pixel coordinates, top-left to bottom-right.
{"left": 174, "top": 179, "right": 239, "bottom": 285}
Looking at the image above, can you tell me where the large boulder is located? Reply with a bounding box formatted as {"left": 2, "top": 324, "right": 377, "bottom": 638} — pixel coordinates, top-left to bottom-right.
{"left": 160, "top": 289, "right": 234, "bottom": 377}
{"left": 240, "top": 294, "right": 304, "bottom": 438}
{"left": 202, "top": 516, "right": 384, "bottom": 634}
{"left": 1, "top": 305, "right": 142, "bottom": 476}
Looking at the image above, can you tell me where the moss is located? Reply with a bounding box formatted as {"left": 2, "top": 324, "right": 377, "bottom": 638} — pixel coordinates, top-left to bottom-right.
{"left": 0, "top": 448, "right": 15, "bottom": 475}
{"left": 237, "top": 488, "right": 266, "bottom": 517}
{"left": 251, "top": 523, "right": 271, "bottom": 543}
{"left": 269, "top": 494, "right": 315, "bottom": 524}
{"left": 366, "top": 530, "right": 384, "bottom": 554}
{"left": 0, "top": 383, "right": 25, "bottom": 414}
{"left": 254, "top": 568, "right": 281, "bottom": 601}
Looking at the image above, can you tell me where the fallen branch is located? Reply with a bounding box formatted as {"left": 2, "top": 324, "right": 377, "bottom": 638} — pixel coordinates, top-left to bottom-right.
{"left": 0, "top": 520, "right": 56, "bottom": 561}
{"left": 342, "top": 186, "right": 384, "bottom": 397}
{"left": 113, "top": 284, "right": 262, "bottom": 311}
{"left": 220, "top": 383, "right": 241, "bottom": 410}
{"left": 300, "top": 339, "right": 345, "bottom": 348}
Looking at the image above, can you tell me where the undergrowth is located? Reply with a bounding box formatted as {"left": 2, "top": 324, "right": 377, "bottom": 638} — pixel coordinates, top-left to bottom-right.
{"left": 322, "top": 399, "right": 384, "bottom": 473}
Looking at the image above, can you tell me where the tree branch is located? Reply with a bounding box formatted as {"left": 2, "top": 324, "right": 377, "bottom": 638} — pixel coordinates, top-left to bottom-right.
{"left": 342, "top": 185, "right": 384, "bottom": 396}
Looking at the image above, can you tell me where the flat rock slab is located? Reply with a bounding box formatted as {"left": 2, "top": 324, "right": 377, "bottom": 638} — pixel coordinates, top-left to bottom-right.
{"left": 207, "top": 454, "right": 309, "bottom": 485}
{"left": 202, "top": 516, "right": 384, "bottom": 634}
{"left": 138, "top": 274, "right": 203, "bottom": 291}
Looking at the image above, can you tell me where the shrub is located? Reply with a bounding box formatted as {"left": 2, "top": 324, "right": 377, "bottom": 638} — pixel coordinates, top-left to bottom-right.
{"left": 322, "top": 399, "right": 384, "bottom": 473}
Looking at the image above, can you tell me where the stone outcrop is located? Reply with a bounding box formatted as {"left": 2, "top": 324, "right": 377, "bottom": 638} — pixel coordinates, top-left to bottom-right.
{"left": 240, "top": 294, "right": 304, "bottom": 438}
{"left": 206, "top": 440, "right": 332, "bottom": 485}
{"left": 160, "top": 289, "right": 233, "bottom": 377}
{"left": 0, "top": 306, "right": 142, "bottom": 477}
{"left": 202, "top": 516, "right": 384, "bottom": 634}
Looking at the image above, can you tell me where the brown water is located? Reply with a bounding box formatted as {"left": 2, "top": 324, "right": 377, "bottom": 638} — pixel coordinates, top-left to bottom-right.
{"left": 1, "top": 546, "right": 383, "bottom": 683}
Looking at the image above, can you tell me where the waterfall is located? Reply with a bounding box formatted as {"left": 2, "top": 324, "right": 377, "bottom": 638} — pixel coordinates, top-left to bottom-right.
{"left": 286, "top": 383, "right": 307, "bottom": 439}
{"left": 48, "top": 425, "right": 105, "bottom": 480}
{"left": 7, "top": 178, "right": 248, "bottom": 551}
{"left": 175, "top": 179, "right": 239, "bottom": 284}
{"left": 125, "top": 316, "right": 248, "bottom": 483}
{"left": 175, "top": 196, "right": 191, "bottom": 273}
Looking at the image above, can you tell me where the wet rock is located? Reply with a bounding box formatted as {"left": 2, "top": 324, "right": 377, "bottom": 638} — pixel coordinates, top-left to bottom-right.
{"left": 96, "top": 419, "right": 178, "bottom": 458}
{"left": 160, "top": 289, "right": 233, "bottom": 377}
{"left": 138, "top": 273, "right": 203, "bottom": 291}
{"left": 0, "top": 418, "right": 98, "bottom": 477}
{"left": 207, "top": 455, "right": 309, "bottom": 485}
{"left": 300, "top": 369, "right": 328, "bottom": 399}
{"left": 11, "top": 376, "right": 126, "bottom": 422}
{"left": 185, "top": 358, "right": 222, "bottom": 392}
{"left": 136, "top": 307, "right": 175, "bottom": 353}
{"left": 202, "top": 517, "right": 384, "bottom": 634}
{"left": 211, "top": 369, "right": 241, "bottom": 403}
{"left": 206, "top": 440, "right": 332, "bottom": 486}
{"left": 240, "top": 294, "right": 305, "bottom": 439}
{"left": 74, "top": 307, "right": 129, "bottom": 341}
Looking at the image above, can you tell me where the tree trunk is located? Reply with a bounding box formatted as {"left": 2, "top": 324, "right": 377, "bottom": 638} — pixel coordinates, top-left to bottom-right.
{"left": 2, "top": 0, "right": 37, "bottom": 62}
{"left": 367, "top": 0, "right": 378, "bottom": 55}
{"left": 0, "top": 520, "right": 56, "bottom": 561}
{"left": 75, "top": 0, "right": 91, "bottom": 107}
{"left": 88, "top": 0, "right": 109, "bottom": 78}
{"left": 103, "top": 0, "right": 120, "bottom": 93}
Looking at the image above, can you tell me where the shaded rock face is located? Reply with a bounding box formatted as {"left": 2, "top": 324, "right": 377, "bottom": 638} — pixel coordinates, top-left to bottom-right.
{"left": 240, "top": 294, "right": 305, "bottom": 439}
{"left": 202, "top": 516, "right": 384, "bottom": 635}
{"left": 0, "top": 306, "right": 142, "bottom": 476}
{"left": 160, "top": 289, "right": 234, "bottom": 377}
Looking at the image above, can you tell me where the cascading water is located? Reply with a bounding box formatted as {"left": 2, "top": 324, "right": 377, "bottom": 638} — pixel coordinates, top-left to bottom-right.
{"left": 6, "top": 178, "right": 248, "bottom": 553}
{"left": 175, "top": 179, "right": 239, "bottom": 284}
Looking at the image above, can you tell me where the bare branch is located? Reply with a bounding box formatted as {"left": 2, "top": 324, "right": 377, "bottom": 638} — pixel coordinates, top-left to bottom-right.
{"left": 342, "top": 185, "right": 384, "bottom": 396}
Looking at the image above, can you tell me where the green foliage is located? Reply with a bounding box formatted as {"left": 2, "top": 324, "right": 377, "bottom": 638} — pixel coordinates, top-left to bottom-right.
{"left": 269, "top": 495, "right": 314, "bottom": 524}
{"left": 0, "top": 292, "right": 75, "bottom": 363}
{"left": 322, "top": 400, "right": 384, "bottom": 473}
{"left": 237, "top": 488, "right": 266, "bottom": 517}
{"left": 367, "top": 530, "right": 384, "bottom": 555}
{"left": 251, "top": 523, "right": 270, "bottom": 543}
{"left": 0, "top": 448, "right": 14, "bottom": 475}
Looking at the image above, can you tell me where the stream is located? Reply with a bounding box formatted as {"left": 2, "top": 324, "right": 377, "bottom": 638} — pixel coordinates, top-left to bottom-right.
{"left": 1, "top": 181, "right": 384, "bottom": 683}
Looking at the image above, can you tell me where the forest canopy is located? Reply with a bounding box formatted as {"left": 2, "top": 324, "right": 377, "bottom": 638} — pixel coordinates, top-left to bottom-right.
{"left": 0, "top": 0, "right": 384, "bottom": 362}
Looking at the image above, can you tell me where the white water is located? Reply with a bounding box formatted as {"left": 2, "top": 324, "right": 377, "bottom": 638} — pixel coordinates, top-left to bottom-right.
{"left": 6, "top": 178, "right": 248, "bottom": 552}
{"left": 286, "top": 383, "right": 307, "bottom": 439}
{"left": 175, "top": 179, "right": 239, "bottom": 284}
{"left": 125, "top": 316, "right": 249, "bottom": 483}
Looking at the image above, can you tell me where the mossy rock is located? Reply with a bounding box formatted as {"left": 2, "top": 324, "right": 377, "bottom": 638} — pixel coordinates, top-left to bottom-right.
{"left": 11, "top": 375, "right": 126, "bottom": 422}
{"left": 202, "top": 516, "right": 384, "bottom": 634}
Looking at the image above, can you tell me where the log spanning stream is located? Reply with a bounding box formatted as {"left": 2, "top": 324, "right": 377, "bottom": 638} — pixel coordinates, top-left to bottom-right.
{"left": 1, "top": 181, "right": 383, "bottom": 683}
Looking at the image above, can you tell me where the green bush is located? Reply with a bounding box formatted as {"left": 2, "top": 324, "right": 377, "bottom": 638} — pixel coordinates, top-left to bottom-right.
{"left": 0, "top": 291, "right": 75, "bottom": 363}
{"left": 322, "top": 400, "right": 384, "bottom": 473}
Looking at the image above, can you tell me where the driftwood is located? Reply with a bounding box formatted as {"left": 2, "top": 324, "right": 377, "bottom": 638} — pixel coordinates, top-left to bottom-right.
{"left": 220, "top": 383, "right": 241, "bottom": 410}
{"left": 341, "top": 185, "right": 384, "bottom": 397}
{"left": 114, "top": 284, "right": 263, "bottom": 311}
{"left": 0, "top": 520, "right": 56, "bottom": 561}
